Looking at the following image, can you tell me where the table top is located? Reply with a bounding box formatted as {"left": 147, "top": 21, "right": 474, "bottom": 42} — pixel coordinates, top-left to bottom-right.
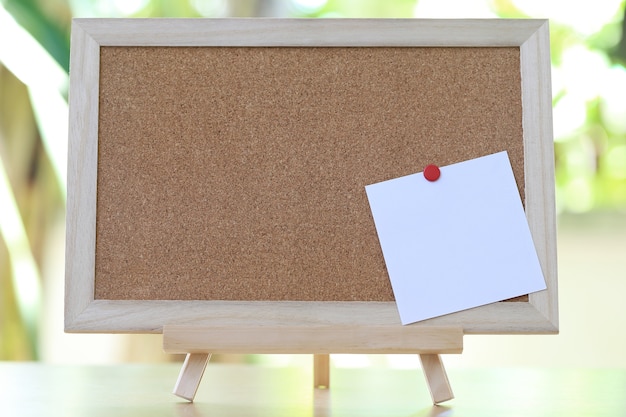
{"left": 2, "top": 362, "right": 625, "bottom": 417}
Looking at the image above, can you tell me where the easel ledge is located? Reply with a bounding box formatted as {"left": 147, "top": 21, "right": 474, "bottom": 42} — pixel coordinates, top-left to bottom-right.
{"left": 163, "top": 325, "right": 463, "bottom": 404}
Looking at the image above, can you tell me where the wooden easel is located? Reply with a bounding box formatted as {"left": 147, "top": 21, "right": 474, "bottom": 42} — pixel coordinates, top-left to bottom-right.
{"left": 163, "top": 325, "right": 463, "bottom": 404}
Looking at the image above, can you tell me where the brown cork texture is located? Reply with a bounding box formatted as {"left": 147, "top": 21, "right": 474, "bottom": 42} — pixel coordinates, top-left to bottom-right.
{"left": 95, "top": 46, "right": 525, "bottom": 301}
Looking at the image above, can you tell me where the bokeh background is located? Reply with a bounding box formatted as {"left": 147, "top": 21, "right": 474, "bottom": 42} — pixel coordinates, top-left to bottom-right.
{"left": 1, "top": 0, "right": 625, "bottom": 369}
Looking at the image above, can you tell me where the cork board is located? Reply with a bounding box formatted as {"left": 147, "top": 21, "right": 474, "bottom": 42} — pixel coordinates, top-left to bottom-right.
{"left": 66, "top": 19, "right": 557, "bottom": 334}
{"left": 94, "top": 46, "right": 524, "bottom": 301}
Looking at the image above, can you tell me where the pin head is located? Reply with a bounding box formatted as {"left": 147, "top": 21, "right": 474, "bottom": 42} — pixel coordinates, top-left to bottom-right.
{"left": 423, "top": 164, "right": 441, "bottom": 182}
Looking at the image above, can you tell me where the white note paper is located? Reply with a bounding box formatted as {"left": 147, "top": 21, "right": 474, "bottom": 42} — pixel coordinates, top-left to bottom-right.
{"left": 365, "top": 151, "right": 546, "bottom": 325}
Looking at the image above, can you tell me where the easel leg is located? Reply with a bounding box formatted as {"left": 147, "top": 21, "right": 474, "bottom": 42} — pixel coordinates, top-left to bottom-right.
{"left": 173, "top": 353, "right": 211, "bottom": 402}
{"left": 313, "top": 354, "right": 330, "bottom": 389}
{"left": 419, "top": 354, "right": 454, "bottom": 404}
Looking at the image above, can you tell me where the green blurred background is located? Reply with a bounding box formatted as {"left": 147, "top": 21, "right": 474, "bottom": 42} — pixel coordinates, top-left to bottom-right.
{"left": 1, "top": 0, "right": 625, "bottom": 367}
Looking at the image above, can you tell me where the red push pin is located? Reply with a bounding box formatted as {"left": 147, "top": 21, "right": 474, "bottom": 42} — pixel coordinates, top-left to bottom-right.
{"left": 423, "top": 164, "right": 441, "bottom": 182}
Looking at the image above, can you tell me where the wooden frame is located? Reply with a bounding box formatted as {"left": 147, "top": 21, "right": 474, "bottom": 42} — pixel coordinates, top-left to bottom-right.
{"left": 65, "top": 19, "right": 557, "bottom": 336}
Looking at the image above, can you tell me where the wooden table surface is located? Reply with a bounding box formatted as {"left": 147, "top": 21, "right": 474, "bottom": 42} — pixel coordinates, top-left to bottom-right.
{"left": 2, "top": 362, "right": 624, "bottom": 417}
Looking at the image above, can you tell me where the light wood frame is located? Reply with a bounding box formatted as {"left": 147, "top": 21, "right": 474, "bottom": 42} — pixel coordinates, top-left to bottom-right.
{"left": 66, "top": 18, "right": 557, "bottom": 337}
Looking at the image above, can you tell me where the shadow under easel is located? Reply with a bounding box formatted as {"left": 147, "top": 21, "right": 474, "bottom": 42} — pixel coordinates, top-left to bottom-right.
{"left": 413, "top": 405, "right": 453, "bottom": 417}
{"left": 173, "top": 399, "right": 452, "bottom": 417}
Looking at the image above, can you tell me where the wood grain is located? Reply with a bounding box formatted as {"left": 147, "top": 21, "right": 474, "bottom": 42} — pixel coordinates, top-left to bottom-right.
{"left": 520, "top": 21, "right": 559, "bottom": 330}
{"left": 173, "top": 353, "right": 210, "bottom": 401}
{"left": 162, "top": 325, "right": 463, "bottom": 354}
{"left": 314, "top": 354, "right": 330, "bottom": 388}
{"left": 64, "top": 20, "right": 101, "bottom": 329}
{"left": 65, "top": 18, "right": 557, "bottom": 335}
{"left": 420, "top": 354, "right": 454, "bottom": 404}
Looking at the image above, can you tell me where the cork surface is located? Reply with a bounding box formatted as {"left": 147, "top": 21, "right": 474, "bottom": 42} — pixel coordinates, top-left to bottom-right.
{"left": 95, "top": 46, "right": 524, "bottom": 301}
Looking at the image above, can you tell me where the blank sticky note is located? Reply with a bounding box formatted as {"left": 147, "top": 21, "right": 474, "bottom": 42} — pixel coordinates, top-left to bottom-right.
{"left": 365, "top": 151, "right": 546, "bottom": 325}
